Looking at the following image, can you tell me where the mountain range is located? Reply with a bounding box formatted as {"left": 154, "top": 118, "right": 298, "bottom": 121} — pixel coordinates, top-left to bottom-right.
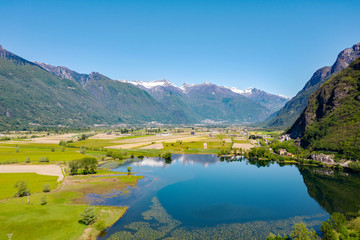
{"left": 0, "top": 45, "right": 288, "bottom": 128}
{"left": 263, "top": 42, "right": 360, "bottom": 129}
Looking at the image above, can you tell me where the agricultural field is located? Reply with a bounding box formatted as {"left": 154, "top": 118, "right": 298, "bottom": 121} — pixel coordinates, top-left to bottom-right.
{"left": 0, "top": 143, "right": 93, "bottom": 163}
{"left": 0, "top": 130, "right": 257, "bottom": 164}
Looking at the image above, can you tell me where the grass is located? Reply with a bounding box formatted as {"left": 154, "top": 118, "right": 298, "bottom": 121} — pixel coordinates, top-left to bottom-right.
{"left": 0, "top": 143, "right": 96, "bottom": 163}
{"left": 0, "top": 167, "right": 141, "bottom": 240}
{"left": 0, "top": 203, "right": 127, "bottom": 240}
{"left": 163, "top": 139, "right": 232, "bottom": 153}
{"left": 0, "top": 204, "right": 88, "bottom": 240}
{"left": 69, "top": 135, "right": 151, "bottom": 148}
{"left": 0, "top": 173, "right": 58, "bottom": 200}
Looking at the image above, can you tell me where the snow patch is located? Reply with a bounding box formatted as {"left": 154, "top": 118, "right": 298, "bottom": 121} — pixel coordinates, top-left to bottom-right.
{"left": 225, "top": 86, "right": 255, "bottom": 95}
{"left": 128, "top": 79, "right": 177, "bottom": 89}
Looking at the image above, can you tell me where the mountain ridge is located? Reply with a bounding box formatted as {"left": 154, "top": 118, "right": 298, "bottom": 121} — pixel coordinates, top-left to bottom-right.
{"left": 263, "top": 42, "right": 360, "bottom": 129}
{"left": 128, "top": 80, "right": 289, "bottom": 113}
{"left": 287, "top": 56, "right": 360, "bottom": 160}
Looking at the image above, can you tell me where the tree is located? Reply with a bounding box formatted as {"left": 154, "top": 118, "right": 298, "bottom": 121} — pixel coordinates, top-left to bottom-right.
{"left": 68, "top": 158, "right": 97, "bottom": 175}
{"left": 266, "top": 233, "right": 290, "bottom": 240}
{"left": 68, "top": 159, "right": 80, "bottom": 175}
{"left": 328, "top": 212, "right": 347, "bottom": 232}
{"left": 320, "top": 221, "right": 336, "bottom": 240}
{"left": 81, "top": 157, "right": 98, "bottom": 174}
{"left": 25, "top": 157, "right": 30, "bottom": 163}
{"left": 79, "top": 207, "right": 97, "bottom": 225}
{"left": 43, "top": 183, "right": 51, "bottom": 192}
{"left": 14, "top": 180, "right": 30, "bottom": 197}
{"left": 339, "top": 225, "right": 349, "bottom": 240}
{"left": 80, "top": 134, "right": 87, "bottom": 141}
{"left": 290, "top": 222, "right": 318, "bottom": 240}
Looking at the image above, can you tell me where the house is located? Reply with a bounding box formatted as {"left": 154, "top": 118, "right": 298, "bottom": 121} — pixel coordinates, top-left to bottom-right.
{"left": 279, "top": 134, "right": 291, "bottom": 142}
{"left": 278, "top": 149, "right": 287, "bottom": 156}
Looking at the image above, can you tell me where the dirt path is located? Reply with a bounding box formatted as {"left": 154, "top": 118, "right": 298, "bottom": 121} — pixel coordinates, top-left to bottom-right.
{"left": 0, "top": 165, "right": 64, "bottom": 182}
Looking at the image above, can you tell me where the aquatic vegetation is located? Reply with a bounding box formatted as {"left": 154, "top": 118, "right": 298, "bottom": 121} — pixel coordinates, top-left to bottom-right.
{"left": 107, "top": 197, "right": 325, "bottom": 240}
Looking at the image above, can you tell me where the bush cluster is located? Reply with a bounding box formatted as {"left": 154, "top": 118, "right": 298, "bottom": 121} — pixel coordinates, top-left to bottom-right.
{"left": 68, "top": 157, "right": 98, "bottom": 175}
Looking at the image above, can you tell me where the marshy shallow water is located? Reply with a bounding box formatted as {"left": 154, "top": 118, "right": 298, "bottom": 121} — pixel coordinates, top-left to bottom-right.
{"left": 95, "top": 154, "right": 360, "bottom": 239}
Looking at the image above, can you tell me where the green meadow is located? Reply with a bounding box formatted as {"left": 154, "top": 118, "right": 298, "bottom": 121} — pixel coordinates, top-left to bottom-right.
{"left": 0, "top": 143, "right": 97, "bottom": 163}
{"left": 0, "top": 173, "right": 58, "bottom": 200}
{"left": 0, "top": 168, "right": 140, "bottom": 240}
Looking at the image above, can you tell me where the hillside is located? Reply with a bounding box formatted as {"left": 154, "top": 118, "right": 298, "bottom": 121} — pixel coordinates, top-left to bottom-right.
{"left": 264, "top": 42, "right": 360, "bottom": 129}
{"left": 0, "top": 45, "right": 289, "bottom": 128}
{"left": 35, "top": 63, "right": 170, "bottom": 123}
{"left": 233, "top": 87, "right": 289, "bottom": 112}
{"left": 130, "top": 80, "right": 285, "bottom": 123}
{"left": 287, "top": 57, "right": 360, "bottom": 160}
{"left": 182, "top": 82, "right": 272, "bottom": 122}
{"left": 0, "top": 46, "right": 115, "bottom": 128}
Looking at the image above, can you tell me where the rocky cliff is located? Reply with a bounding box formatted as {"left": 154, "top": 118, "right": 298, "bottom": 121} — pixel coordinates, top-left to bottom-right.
{"left": 287, "top": 56, "right": 360, "bottom": 160}
{"left": 264, "top": 42, "right": 360, "bottom": 129}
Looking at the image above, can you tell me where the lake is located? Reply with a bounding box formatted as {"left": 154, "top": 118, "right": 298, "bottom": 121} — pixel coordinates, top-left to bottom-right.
{"left": 96, "top": 154, "right": 360, "bottom": 239}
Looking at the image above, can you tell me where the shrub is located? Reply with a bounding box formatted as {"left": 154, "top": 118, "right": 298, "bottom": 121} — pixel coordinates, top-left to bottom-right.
{"left": 79, "top": 207, "right": 97, "bottom": 225}
{"left": 348, "top": 161, "right": 360, "bottom": 173}
{"left": 14, "top": 180, "right": 30, "bottom": 197}
{"left": 79, "top": 134, "right": 88, "bottom": 141}
{"left": 43, "top": 183, "right": 51, "bottom": 192}
{"left": 16, "top": 146, "right": 19, "bottom": 153}
{"left": 127, "top": 167, "right": 132, "bottom": 175}
{"left": 162, "top": 152, "right": 172, "bottom": 163}
{"left": 40, "top": 195, "right": 47, "bottom": 205}
{"left": 39, "top": 156, "right": 49, "bottom": 162}
{"left": 95, "top": 220, "right": 107, "bottom": 232}
{"left": 80, "top": 147, "right": 86, "bottom": 154}
{"left": 25, "top": 157, "right": 31, "bottom": 163}
{"left": 51, "top": 148, "right": 55, "bottom": 152}
{"left": 111, "top": 152, "right": 123, "bottom": 160}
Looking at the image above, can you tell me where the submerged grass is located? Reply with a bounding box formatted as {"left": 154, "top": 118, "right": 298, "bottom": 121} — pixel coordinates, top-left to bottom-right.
{"left": 107, "top": 197, "right": 326, "bottom": 240}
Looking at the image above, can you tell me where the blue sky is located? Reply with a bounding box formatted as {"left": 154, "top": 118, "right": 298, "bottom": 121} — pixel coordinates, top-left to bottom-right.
{"left": 1, "top": 0, "right": 360, "bottom": 97}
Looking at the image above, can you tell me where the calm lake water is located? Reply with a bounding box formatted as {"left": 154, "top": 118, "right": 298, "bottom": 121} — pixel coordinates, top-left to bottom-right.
{"left": 95, "top": 154, "right": 360, "bottom": 240}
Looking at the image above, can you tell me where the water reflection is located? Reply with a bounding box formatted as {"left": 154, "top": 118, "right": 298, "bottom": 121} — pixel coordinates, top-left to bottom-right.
{"left": 298, "top": 166, "right": 360, "bottom": 216}
{"left": 131, "top": 154, "right": 222, "bottom": 168}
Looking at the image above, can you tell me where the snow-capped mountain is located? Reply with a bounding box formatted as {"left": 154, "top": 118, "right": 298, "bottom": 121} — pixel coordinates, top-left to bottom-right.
{"left": 127, "top": 80, "right": 289, "bottom": 113}
{"left": 128, "top": 79, "right": 176, "bottom": 90}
